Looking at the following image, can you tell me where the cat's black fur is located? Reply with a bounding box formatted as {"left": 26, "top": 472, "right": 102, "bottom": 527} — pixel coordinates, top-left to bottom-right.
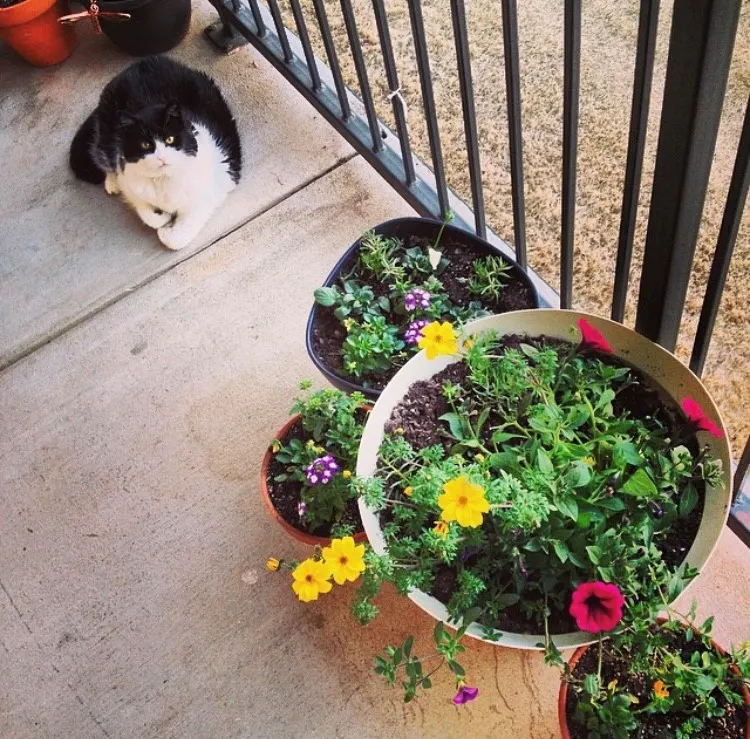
{"left": 70, "top": 56, "right": 242, "bottom": 185}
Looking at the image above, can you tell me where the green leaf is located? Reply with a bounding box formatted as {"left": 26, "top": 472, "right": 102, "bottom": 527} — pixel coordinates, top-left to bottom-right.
{"left": 392, "top": 647, "right": 403, "bottom": 665}
{"left": 566, "top": 463, "right": 592, "bottom": 489}
{"left": 613, "top": 441, "right": 643, "bottom": 468}
{"left": 314, "top": 286, "right": 339, "bottom": 306}
{"left": 494, "top": 593, "right": 520, "bottom": 609}
{"left": 556, "top": 496, "right": 579, "bottom": 522}
{"left": 439, "top": 412, "right": 465, "bottom": 441}
{"left": 586, "top": 545, "right": 603, "bottom": 565}
{"left": 597, "top": 497, "right": 626, "bottom": 512}
{"left": 679, "top": 483, "right": 699, "bottom": 517}
{"left": 448, "top": 660, "right": 465, "bottom": 677}
{"left": 553, "top": 540, "right": 569, "bottom": 563}
{"left": 434, "top": 621, "right": 445, "bottom": 644}
{"left": 537, "top": 448, "right": 554, "bottom": 475}
{"left": 519, "top": 343, "right": 539, "bottom": 359}
{"left": 403, "top": 635, "right": 414, "bottom": 658}
{"left": 621, "top": 468, "right": 658, "bottom": 497}
{"left": 491, "top": 431, "right": 517, "bottom": 445}
{"left": 421, "top": 677, "right": 432, "bottom": 690}
{"left": 584, "top": 674, "right": 600, "bottom": 696}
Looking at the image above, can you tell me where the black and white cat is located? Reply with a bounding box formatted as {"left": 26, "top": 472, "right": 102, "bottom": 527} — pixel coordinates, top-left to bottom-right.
{"left": 70, "top": 56, "right": 242, "bottom": 251}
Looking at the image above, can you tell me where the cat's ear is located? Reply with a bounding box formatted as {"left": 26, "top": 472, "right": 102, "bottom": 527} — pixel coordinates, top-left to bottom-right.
{"left": 117, "top": 111, "right": 138, "bottom": 128}
{"left": 163, "top": 101, "right": 182, "bottom": 124}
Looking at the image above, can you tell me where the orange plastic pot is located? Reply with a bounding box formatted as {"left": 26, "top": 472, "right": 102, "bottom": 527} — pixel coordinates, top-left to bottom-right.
{"left": 0, "top": 0, "right": 76, "bottom": 67}
{"left": 261, "top": 413, "right": 367, "bottom": 547}
{"left": 558, "top": 630, "right": 750, "bottom": 739}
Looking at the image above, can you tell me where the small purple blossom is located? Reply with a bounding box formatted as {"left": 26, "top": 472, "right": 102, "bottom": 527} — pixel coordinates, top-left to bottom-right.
{"left": 404, "top": 288, "right": 431, "bottom": 312}
{"left": 404, "top": 319, "right": 429, "bottom": 345}
{"left": 452, "top": 685, "right": 479, "bottom": 705}
{"left": 297, "top": 501, "right": 308, "bottom": 518}
{"left": 305, "top": 454, "right": 339, "bottom": 486}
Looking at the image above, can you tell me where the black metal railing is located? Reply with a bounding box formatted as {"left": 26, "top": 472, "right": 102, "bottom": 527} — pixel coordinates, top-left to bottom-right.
{"left": 203, "top": 0, "right": 750, "bottom": 544}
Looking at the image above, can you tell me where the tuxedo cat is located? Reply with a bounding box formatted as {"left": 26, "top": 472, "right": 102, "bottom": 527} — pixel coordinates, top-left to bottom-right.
{"left": 70, "top": 56, "right": 242, "bottom": 251}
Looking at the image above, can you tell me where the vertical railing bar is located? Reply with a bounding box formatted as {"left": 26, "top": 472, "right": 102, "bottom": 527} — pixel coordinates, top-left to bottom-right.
{"left": 500, "top": 0, "right": 527, "bottom": 268}
{"left": 339, "top": 0, "right": 383, "bottom": 153}
{"left": 247, "top": 0, "right": 266, "bottom": 37}
{"left": 689, "top": 94, "right": 750, "bottom": 376}
{"left": 449, "top": 0, "right": 486, "bottom": 237}
{"left": 407, "top": 0, "right": 450, "bottom": 217}
{"left": 311, "top": 0, "right": 351, "bottom": 120}
{"left": 289, "top": 0, "right": 322, "bottom": 91}
{"left": 371, "top": 0, "right": 416, "bottom": 185}
{"left": 734, "top": 434, "right": 750, "bottom": 504}
{"left": 561, "top": 0, "right": 581, "bottom": 309}
{"left": 611, "top": 0, "right": 660, "bottom": 323}
{"left": 266, "top": 0, "right": 294, "bottom": 63}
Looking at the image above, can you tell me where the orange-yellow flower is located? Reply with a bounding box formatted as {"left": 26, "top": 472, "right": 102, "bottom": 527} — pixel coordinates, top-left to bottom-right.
{"left": 291, "top": 558, "right": 333, "bottom": 602}
{"left": 653, "top": 680, "right": 669, "bottom": 700}
{"left": 265, "top": 557, "right": 280, "bottom": 572}
{"left": 418, "top": 321, "right": 459, "bottom": 359}
{"left": 403, "top": 486, "right": 414, "bottom": 498}
{"left": 321, "top": 537, "right": 366, "bottom": 585}
{"left": 438, "top": 476, "right": 490, "bottom": 528}
{"left": 433, "top": 521, "right": 450, "bottom": 538}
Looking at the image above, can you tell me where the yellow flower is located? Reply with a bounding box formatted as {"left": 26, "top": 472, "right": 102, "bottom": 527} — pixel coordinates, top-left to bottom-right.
{"left": 271, "top": 440, "right": 281, "bottom": 453}
{"left": 291, "top": 558, "right": 333, "bottom": 602}
{"left": 463, "top": 339, "right": 474, "bottom": 350}
{"left": 438, "top": 476, "right": 490, "bottom": 528}
{"left": 582, "top": 456, "right": 595, "bottom": 466}
{"left": 474, "top": 453, "right": 485, "bottom": 463}
{"left": 653, "top": 680, "right": 669, "bottom": 700}
{"left": 322, "top": 537, "right": 366, "bottom": 585}
{"left": 306, "top": 439, "right": 315, "bottom": 449}
{"left": 607, "top": 679, "right": 618, "bottom": 693}
{"left": 265, "top": 557, "right": 280, "bottom": 572}
{"left": 403, "top": 486, "right": 414, "bottom": 498}
{"left": 342, "top": 470, "right": 352, "bottom": 479}
{"left": 433, "top": 521, "right": 450, "bottom": 538}
{"left": 418, "top": 321, "right": 459, "bottom": 359}
{"left": 395, "top": 427, "right": 405, "bottom": 435}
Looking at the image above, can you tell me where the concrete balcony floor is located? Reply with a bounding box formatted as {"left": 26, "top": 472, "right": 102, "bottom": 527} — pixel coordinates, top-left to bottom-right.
{"left": 1, "top": 4, "right": 749, "bottom": 737}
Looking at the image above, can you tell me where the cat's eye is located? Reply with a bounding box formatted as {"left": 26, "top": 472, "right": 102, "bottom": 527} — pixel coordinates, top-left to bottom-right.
{"left": 140, "top": 141, "right": 151, "bottom": 150}
{"left": 165, "top": 136, "right": 175, "bottom": 145}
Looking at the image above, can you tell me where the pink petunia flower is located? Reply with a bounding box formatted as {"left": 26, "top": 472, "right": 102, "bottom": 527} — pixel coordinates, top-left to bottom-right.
{"left": 578, "top": 318, "right": 613, "bottom": 354}
{"left": 452, "top": 684, "right": 479, "bottom": 705}
{"left": 569, "top": 581, "right": 624, "bottom": 633}
{"left": 681, "top": 397, "right": 723, "bottom": 439}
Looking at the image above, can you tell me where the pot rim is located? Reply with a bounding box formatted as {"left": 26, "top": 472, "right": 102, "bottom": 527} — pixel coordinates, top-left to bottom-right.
{"left": 305, "top": 216, "right": 541, "bottom": 401}
{"left": 356, "top": 308, "right": 733, "bottom": 650}
{"left": 557, "top": 621, "right": 750, "bottom": 739}
{"left": 260, "top": 413, "right": 366, "bottom": 547}
{"left": 0, "top": 0, "right": 58, "bottom": 27}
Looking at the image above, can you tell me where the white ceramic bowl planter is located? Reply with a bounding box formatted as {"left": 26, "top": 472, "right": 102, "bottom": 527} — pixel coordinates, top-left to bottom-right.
{"left": 356, "top": 309, "right": 732, "bottom": 650}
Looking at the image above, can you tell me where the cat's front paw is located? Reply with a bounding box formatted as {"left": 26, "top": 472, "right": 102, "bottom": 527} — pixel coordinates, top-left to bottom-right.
{"left": 104, "top": 173, "right": 121, "bottom": 195}
{"left": 158, "top": 224, "right": 193, "bottom": 251}
{"left": 140, "top": 208, "right": 173, "bottom": 230}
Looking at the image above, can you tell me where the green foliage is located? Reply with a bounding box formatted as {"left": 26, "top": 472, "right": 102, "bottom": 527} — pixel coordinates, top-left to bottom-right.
{"left": 342, "top": 316, "right": 405, "bottom": 378}
{"left": 274, "top": 384, "right": 366, "bottom": 531}
{"left": 467, "top": 255, "right": 511, "bottom": 302}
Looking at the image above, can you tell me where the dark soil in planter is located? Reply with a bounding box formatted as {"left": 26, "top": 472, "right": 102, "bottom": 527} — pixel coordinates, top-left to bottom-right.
{"left": 312, "top": 235, "right": 537, "bottom": 390}
{"left": 379, "top": 334, "right": 706, "bottom": 635}
{"left": 566, "top": 633, "right": 746, "bottom": 738}
{"left": 267, "top": 418, "right": 364, "bottom": 539}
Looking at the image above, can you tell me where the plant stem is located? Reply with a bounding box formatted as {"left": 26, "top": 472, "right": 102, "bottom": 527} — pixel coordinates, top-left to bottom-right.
{"left": 597, "top": 633, "right": 603, "bottom": 685}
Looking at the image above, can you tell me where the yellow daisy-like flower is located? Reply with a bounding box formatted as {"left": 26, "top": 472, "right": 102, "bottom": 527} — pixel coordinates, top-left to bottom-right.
{"left": 265, "top": 557, "right": 280, "bottom": 572}
{"left": 291, "top": 558, "right": 333, "bottom": 602}
{"left": 652, "top": 680, "right": 669, "bottom": 700}
{"left": 418, "top": 321, "right": 459, "bottom": 359}
{"left": 322, "top": 536, "right": 366, "bottom": 585}
{"left": 342, "top": 470, "right": 352, "bottom": 479}
{"left": 438, "top": 476, "right": 490, "bottom": 528}
{"left": 403, "top": 486, "right": 414, "bottom": 498}
{"left": 433, "top": 521, "right": 450, "bottom": 538}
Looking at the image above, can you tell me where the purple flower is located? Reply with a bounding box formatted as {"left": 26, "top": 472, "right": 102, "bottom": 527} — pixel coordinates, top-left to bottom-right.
{"left": 297, "top": 501, "right": 308, "bottom": 518}
{"left": 404, "top": 319, "right": 429, "bottom": 345}
{"left": 452, "top": 684, "right": 479, "bottom": 705}
{"left": 404, "top": 288, "right": 431, "bottom": 312}
{"left": 306, "top": 454, "right": 339, "bottom": 486}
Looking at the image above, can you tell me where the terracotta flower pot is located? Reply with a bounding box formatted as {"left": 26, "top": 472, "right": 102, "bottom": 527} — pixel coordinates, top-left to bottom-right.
{"left": 356, "top": 309, "right": 733, "bottom": 650}
{"left": 261, "top": 414, "right": 367, "bottom": 547}
{"left": 558, "top": 628, "right": 750, "bottom": 738}
{"left": 0, "top": 0, "right": 76, "bottom": 67}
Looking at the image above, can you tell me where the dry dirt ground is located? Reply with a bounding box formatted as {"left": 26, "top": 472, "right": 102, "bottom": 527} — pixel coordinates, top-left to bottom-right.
{"left": 279, "top": 0, "right": 750, "bottom": 454}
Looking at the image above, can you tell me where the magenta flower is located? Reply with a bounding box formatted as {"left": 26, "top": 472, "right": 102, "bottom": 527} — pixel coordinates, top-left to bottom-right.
{"left": 404, "top": 319, "right": 429, "bottom": 345}
{"left": 404, "top": 288, "right": 431, "bottom": 312}
{"left": 452, "top": 684, "right": 479, "bottom": 705}
{"left": 305, "top": 454, "right": 339, "bottom": 485}
{"left": 297, "top": 501, "right": 308, "bottom": 518}
{"left": 569, "top": 581, "right": 625, "bottom": 632}
{"left": 578, "top": 317, "right": 613, "bottom": 353}
{"left": 681, "top": 397, "right": 723, "bottom": 439}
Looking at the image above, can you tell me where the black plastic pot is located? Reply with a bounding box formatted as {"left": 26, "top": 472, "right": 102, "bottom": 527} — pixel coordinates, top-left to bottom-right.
{"left": 97, "top": 0, "right": 190, "bottom": 56}
{"left": 305, "top": 217, "right": 541, "bottom": 400}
